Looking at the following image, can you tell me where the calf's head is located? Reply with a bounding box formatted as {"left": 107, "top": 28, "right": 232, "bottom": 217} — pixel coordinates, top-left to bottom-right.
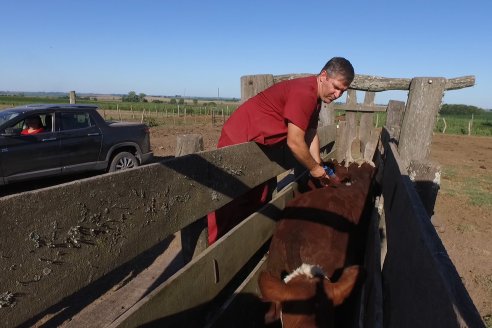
{"left": 259, "top": 265, "right": 362, "bottom": 328}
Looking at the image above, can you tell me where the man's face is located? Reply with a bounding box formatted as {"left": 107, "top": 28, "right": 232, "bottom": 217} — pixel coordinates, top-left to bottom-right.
{"left": 319, "top": 70, "right": 350, "bottom": 103}
{"left": 25, "top": 117, "right": 40, "bottom": 128}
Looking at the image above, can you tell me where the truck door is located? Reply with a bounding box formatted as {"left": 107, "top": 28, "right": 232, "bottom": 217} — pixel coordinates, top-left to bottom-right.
{"left": 57, "top": 111, "right": 102, "bottom": 172}
{"left": 0, "top": 113, "right": 61, "bottom": 183}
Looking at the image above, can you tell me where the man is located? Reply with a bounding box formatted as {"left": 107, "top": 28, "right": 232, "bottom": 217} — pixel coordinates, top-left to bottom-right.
{"left": 21, "top": 116, "right": 45, "bottom": 135}
{"left": 208, "top": 57, "right": 354, "bottom": 244}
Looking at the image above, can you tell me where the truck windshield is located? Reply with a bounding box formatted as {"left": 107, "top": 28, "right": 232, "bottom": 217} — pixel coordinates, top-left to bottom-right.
{"left": 0, "top": 111, "right": 20, "bottom": 125}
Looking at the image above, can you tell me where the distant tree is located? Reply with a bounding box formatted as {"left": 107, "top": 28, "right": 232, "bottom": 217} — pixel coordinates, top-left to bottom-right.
{"left": 441, "top": 104, "right": 485, "bottom": 115}
{"left": 178, "top": 98, "right": 185, "bottom": 105}
{"left": 122, "top": 91, "right": 139, "bottom": 102}
{"left": 170, "top": 98, "right": 177, "bottom": 104}
{"left": 122, "top": 91, "right": 149, "bottom": 103}
{"left": 193, "top": 99, "right": 198, "bottom": 105}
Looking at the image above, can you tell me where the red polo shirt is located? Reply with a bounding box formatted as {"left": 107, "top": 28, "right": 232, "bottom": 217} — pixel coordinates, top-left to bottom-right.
{"left": 218, "top": 76, "right": 319, "bottom": 147}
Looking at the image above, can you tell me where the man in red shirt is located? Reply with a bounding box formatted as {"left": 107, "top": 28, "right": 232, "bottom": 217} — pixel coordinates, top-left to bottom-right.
{"left": 21, "top": 116, "right": 45, "bottom": 135}
{"left": 208, "top": 57, "right": 354, "bottom": 244}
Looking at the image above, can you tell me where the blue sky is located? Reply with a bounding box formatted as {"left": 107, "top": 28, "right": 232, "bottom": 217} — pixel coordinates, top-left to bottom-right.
{"left": 1, "top": 0, "right": 491, "bottom": 108}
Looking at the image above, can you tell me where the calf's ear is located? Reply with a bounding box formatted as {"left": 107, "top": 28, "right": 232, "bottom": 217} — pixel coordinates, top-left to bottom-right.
{"left": 324, "top": 265, "right": 364, "bottom": 306}
{"left": 258, "top": 271, "right": 288, "bottom": 302}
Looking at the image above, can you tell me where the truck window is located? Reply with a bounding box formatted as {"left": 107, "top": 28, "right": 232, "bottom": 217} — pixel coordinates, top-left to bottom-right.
{"left": 60, "top": 112, "right": 94, "bottom": 131}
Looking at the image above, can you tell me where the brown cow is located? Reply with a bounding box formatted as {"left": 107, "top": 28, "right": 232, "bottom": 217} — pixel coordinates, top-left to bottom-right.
{"left": 258, "top": 162, "right": 375, "bottom": 327}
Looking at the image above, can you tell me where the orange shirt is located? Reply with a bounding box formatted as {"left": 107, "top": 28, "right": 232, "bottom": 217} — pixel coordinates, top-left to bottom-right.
{"left": 21, "top": 127, "right": 44, "bottom": 135}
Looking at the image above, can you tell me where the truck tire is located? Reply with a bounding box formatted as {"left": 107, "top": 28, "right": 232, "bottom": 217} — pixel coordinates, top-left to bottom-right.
{"left": 109, "top": 152, "right": 139, "bottom": 172}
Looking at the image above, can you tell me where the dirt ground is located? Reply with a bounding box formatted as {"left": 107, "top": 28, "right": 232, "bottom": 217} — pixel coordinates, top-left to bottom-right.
{"left": 430, "top": 134, "right": 492, "bottom": 320}
{"left": 150, "top": 123, "right": 492, "bottom": 322}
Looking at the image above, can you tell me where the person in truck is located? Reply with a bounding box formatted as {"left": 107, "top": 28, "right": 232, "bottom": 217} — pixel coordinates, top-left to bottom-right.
{"left": 21, "top": 116, "right": 45, "bottom": 135}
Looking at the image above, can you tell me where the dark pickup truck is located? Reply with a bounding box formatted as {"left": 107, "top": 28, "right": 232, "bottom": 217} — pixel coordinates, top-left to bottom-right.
{"left": 0, "top": 104, "right": 153, "bottom": 185}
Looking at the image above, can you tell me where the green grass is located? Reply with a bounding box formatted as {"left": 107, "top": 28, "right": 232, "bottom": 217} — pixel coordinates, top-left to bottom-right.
{"left": 435, "top": 113, "right": 492, "bottom": 136}
{"left": 2, "top": 95, "right": 492, "bottom": 135}
{"left": 0, "top": 95, "right": 239, "bottom": 124}
{"left": 440, "top": 166, "right": 492, "bottom": 208}
{"left": 463, "top": 176, "right": 492, "bottom": 207}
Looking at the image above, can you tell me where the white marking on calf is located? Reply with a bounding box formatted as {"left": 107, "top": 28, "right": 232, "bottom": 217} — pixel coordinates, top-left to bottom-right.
{"left": 283, "top": 263, "right": 329, "bottom": 284}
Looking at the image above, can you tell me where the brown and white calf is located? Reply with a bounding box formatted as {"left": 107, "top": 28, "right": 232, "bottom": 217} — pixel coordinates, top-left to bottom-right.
{"left": 258, "top": 162, "right": 375, "bottom": 327}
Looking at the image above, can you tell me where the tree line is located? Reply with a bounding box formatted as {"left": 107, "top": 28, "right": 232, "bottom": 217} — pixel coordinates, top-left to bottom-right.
{"left": 440, "top": 104, "right": 487, "bottom": 115}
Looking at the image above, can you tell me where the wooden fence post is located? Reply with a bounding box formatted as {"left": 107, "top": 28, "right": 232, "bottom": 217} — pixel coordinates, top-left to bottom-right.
{"left": 337, "top": 90, "right": 359, "bottom": 164}
{"left": 359, "top": 91, "right": 375, "bottom": 160}
{"left": 398, "top": 78, "right": 446, "bottom": 221}
{"left": 240, "top": 74, "right": 274, "bottom": 101}
{"left": 407, "top": 160, "right": 441, "bottom": 218}
{"left": 318, "top": 101, "right": 335, "bottom": 126}
{"left": 176, "top": 134, "right": 208, "bottom": 263}
{"left": 398, "top": 77, "right": 446, "bottom": 167}
{"left": 385, "top": 100, "right": 406, "bottom": 142}
{"left": 69, "top": 91, "right": 76, "bottom": 104}
{"left": 468, "top": 114, "right": 474, "bottom": 135}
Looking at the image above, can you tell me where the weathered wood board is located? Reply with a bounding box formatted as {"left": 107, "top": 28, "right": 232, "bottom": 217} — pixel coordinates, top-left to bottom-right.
{"left": 381, "top": 133, "right": 484, "bottom": 328}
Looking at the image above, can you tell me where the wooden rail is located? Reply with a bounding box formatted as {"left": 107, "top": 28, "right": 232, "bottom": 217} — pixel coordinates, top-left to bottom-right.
{"left": 0, "top": 125, "right": 336, "bottom": 327}
{"left": 380, "top": 128, "right": 484, "bottom": 327}
{"left": 271, "top": 74, "right": 475, "bottom": 92}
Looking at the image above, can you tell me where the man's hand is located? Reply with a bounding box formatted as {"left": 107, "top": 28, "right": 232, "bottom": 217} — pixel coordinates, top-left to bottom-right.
{"left": 310, "top": 165, "right": 331, "bottom": 187}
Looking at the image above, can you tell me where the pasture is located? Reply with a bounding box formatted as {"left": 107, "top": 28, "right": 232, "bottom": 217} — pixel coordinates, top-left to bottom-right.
{"left": 2, "top": 95, "right": 491, "bottom": 136}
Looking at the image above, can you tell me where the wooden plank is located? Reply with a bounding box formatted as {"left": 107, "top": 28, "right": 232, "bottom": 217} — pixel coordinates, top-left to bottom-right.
{"left": 380, "top": 136, "right": 484, "bottom": 328}
{"left": 334, "top": 103, "right": 387, "bottom": 113}
{"left": 346, "top": 89, "right": 358, "bottom": 107}
{"left": 399, "top": 77, "right": 446, "bottom": 166}
{"left": 206, "top": 256, "right": 269, "bottom": 328}
{"left": 359, "top": 199, "right": 383, "bottom": 328}
{"left": 345, "top": 111, "right": 358, "bottom": 163}
{"left": 359, "top": 93, "right": 376, "bottom": 160}
{"left": 108, "top": 183, "right": 297, "bottom": 327}
{"left": 318, "top": 101, "right": 335, "bottom": 126}
{"left": 177, "top": 134, "right": 207, "bottom": 262}
{"left": 0, "top": 123, "right": 334, "bottom": 328}
{"left": 364, "top": 91, "right": 376, "bottom": 106}
{"left": 317, "top": 123, "right": 337, "bottom": 157}
{"left": 273, "top": 74, "right": 475, "bottom": 92}
{"left": 359, "top": 113, "right": 374, "bottom": 159}
{"left": 336, "top": 121, "right": 348, "bottom": 163}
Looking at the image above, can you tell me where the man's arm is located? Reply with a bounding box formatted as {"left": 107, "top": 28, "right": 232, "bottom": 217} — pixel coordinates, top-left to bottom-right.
{"left": 306, "top": 128, "right": 321, "bottom": 164}
{"left": 287, "top": 122, "right": 325, "bottom": 178}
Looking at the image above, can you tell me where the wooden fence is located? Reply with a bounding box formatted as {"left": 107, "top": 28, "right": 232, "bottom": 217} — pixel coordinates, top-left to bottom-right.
{"left": 0, "top": 72, "right": 483, "bottom": 327}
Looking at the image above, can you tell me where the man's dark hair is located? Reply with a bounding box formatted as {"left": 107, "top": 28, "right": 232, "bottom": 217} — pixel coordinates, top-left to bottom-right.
{"left": 321, "top": 57, "right": 355, "bottom": 84}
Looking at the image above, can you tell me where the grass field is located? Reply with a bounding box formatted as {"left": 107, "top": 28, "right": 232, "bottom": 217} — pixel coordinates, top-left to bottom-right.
{"left": 1, "top": 95, "right": 491, "bottom": 136}
{"left": 435, "top": 113, "right": 492, "bottom": 136}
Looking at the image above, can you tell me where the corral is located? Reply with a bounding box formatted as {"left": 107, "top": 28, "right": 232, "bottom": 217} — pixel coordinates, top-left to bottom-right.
{"left": 0, "top": 72, "right": 487, "bottom": 327}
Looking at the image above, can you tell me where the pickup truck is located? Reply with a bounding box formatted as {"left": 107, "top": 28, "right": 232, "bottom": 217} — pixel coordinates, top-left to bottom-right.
{"left": 0, "top": 104, "right": 153, "bottom": 185}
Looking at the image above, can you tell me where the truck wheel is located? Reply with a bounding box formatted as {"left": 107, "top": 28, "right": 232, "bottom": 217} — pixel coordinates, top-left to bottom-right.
{"left": 109, "top": 152, "right": 139, "bottom": 172}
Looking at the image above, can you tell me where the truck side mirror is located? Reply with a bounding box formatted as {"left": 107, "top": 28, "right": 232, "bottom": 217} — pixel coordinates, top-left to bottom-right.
{"left": 1, "top": 127, "right": 22, "bottom": 136}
